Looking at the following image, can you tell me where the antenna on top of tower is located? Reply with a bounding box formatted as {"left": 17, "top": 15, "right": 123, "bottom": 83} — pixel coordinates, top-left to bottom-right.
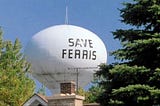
{"left": 65, "top": 0, "right": 69, "bottom": 24}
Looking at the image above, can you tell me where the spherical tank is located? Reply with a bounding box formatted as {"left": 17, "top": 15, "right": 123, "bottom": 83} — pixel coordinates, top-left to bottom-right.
{"left": 25, "top": 24, "right": 107, "bottom": 92}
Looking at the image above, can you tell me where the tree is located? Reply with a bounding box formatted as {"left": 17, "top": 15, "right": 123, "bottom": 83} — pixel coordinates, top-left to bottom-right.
{"left": 112, "top": 0, "right": 160, "bottom": 70}
{"left": 77, "top": 86, "right": 104, "bottom": 104}
{"left": 0, "top": 29, "right": 35, "bottom": 106}
{"left": 95, "top": 0, "right": 160, "bottom": 105}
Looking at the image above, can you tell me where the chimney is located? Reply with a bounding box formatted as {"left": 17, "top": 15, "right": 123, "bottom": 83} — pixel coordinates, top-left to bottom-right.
{"left": 60, "top": 81, "right": 76, "bottom": 94}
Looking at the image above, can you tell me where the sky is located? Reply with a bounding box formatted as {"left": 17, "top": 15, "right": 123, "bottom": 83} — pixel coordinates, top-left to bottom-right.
{"left": 0, "top": 0, "right": 131, "bottom": 95}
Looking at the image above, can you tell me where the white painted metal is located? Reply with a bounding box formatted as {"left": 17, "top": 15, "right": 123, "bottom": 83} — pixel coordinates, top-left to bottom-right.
{"left": 25, "top": 25, "right": 107, "bottom": 92}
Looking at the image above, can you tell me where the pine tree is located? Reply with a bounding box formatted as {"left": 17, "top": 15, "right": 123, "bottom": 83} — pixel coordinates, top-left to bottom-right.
{"left": 95, "top": 0, "right": 160, "bottom": 105}
{"left": 0, "top": 29, "right": 35, "bottom": 106}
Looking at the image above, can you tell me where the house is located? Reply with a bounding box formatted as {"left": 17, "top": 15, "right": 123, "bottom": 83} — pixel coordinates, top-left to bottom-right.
{"left": 23, "top": 81, "right": 87, "bottom": 106}
{"left": 23, "top": 93, "right": 48, "bottom": 106}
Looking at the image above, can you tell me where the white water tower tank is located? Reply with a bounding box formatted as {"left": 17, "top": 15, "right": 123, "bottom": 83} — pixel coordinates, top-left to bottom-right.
{"left": 25, "top": 25, "right": 107, "bottom": 92}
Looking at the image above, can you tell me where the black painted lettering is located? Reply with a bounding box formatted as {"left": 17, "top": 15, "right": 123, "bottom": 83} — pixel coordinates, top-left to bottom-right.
{"left": 89, "top": 50, "right": 92, "bottom": 59}
{"left": 82, "top": 50, "right": 88, "bottom": 59}
{"left": 81, "top": 39, "right": 87, "bottom": 47}
{"left": 92, "top": 51, "right": 96, "bottom": 60}
{"left": 88, "top": 39, "right": 93, "bottom": 48}
{"left": 75, "top": 39, "right": 82, "bottom": 47}
{"left": 68, "top": 38, "right": 74, "bottom": 47}
{"left": 68, "top": 49, "right": 73, "bottom": 58}
{"left": 75, "top": 49, "right": 81, "bottom": 59}
{"left": 62, "top": 49, "right": 67, "bottom": 58}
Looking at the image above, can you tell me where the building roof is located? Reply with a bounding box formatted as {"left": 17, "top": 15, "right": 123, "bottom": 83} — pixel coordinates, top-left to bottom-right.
{"left": 23, "top": 93, "right": 48, "bottom": 106}
{"left": 84, "top": 103, "right": 100, "bottom": 106}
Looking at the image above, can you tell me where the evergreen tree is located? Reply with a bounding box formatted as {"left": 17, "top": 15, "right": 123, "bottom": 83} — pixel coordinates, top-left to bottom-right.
{"left": 95, "top": 0, "right": 160, "bottom": 105}
{"left": 0, "top": 29, "right": 35, "bottom": 106}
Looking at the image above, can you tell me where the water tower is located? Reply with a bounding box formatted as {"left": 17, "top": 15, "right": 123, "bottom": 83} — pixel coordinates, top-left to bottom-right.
{"left": 25, "top": 24, "right": 107, "bottom": 93}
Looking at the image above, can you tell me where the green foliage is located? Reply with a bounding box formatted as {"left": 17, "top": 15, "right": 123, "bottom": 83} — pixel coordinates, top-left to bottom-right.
{"left": 95, "top": 0, "right": 160, "bottom": 105}
{"left": 77, "top": 87, "right": 90, "bottom": 103}
{"left": 77, "top": 86, "right": 103, "bottom": 104}
{"left": 0, "top": 29, "right": 35, "bottom": 106}
{"left": 87, "top": 86, "right": 104, "bottom": 103}
{"left": 109, "top": 65, "right": 150, "bottom": 88}
{"left": 111, "top": 84, "right": 160, "bottom": 105}
{"left": 96, "top": 65, "right": 160, "bottom": 106}
{"left": 120, "top": 0, "right": 160, "bottom": 29}
{"left": 112, "top": 84, "right": 153, "bottom": 105}
{"left": 112, "top": 0, "right": 160, "bottom": 69}
{"left": 149, "top": 68, "right": 160, "bottom": 88}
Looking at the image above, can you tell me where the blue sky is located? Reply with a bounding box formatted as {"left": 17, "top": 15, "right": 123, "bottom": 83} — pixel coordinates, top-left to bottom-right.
{"left": 0, "top": 0, "right": 131, "bottom": 95}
